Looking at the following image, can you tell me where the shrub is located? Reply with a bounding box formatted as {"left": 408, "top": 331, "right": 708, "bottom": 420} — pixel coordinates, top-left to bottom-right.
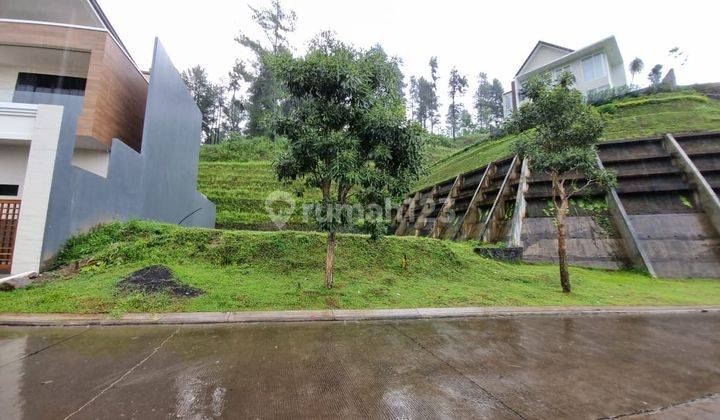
{"left": 200, "top": 135, "right": 288, "bottom": 162}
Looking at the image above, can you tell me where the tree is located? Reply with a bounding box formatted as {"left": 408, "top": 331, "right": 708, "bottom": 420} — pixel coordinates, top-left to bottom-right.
{"left": 181, "top": 66, "right": 221, "bottom": 143}
{"left": 447, "top": 67, "right": 468, "bottom": 140}
{"left": 458, "top": 106, "right": 476, "bottom": 135}
{"left": 629, "top": 57, "right": 644, "bottom": 87}
{"left": 446, "top": 103, "right": 468, "bottom": 136}
{"left": 270, "top": 35, "right": 424, "bottom": 288}
{"left": 489, "top": 79, "right": 505, "bottom": 124}
{"left": 428, "top": 57, "right": 441, "bottom": 133}
{"left": 474, "top": 73, "right": 504, "bottom": 128}
{"left": 648, "top": 64, "right": 663, "bottom": 85}
{"left": 507, "top": 73, "right": 615, "bottom": 293}
{"left": 408, "top": 76, "right": 419, "bottom": 120}
{"left": 235, "top": 0, "right": 297, "bottom": 137}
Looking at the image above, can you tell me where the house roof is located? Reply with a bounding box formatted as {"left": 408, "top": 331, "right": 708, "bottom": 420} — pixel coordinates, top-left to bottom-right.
{"left": 515, "top": 41, "right": 574, "bottom": 77}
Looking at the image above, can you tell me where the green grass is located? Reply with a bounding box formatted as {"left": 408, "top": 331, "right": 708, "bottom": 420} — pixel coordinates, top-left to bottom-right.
{"left": 199, "top": 160, "right": 320, "bottom": 230}
{"left": 1, "top": 221, "right": 719, "bottom": 314}
{"left": 198, "top": 133, "right": 475, "bottom": 230}
{"left": 417, "top": 92, "right": 720, "bottom": 189}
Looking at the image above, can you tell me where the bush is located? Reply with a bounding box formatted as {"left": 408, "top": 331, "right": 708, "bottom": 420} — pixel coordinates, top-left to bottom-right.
{"left": 200, "top": 135, "right": 288, "bottom": 162}
{"left": 596, "top": 93, "right": 710, "bottom": 113}
{"left": 585, "top": 85, "right": 632, "bottom": 106}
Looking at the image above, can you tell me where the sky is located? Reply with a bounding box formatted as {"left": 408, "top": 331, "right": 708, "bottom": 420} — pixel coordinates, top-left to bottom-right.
{"left": 98, "top": 0, "right": 718, "bottom": 115}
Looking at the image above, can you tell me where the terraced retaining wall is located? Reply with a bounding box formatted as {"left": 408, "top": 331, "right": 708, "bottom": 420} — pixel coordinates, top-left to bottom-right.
{"left": 395, "top": 132, "right": 720, "bottom": 278}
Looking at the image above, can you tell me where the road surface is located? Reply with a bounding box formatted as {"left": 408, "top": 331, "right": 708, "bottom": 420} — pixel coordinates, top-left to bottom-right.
{"left": 0, "top": 312, "right": 719, "bottom": 418}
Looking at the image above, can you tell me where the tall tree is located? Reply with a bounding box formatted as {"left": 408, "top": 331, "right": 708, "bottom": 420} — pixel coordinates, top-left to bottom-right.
{"left": 235, "top": 0, "right": 297, "bottom": 137}
{"left": 447, "top": 67, "right": 468, "bottom": 140}
{"left": 508, "top": 72, "right": 614, "bottom": 293}
{"left": 474, "top": 73, "right": 493, "bottom": 128}
{"left": 489, "top": 78, "right": 505, "bottom": 124}
{"left": 270, "top": 35, "right": 423, "bottom": 288}
{"left": 415, "top": 77, "right": 434, "bottom": 129}
{"left": 408, "top": 76, "right": 419, "bottom": 120}
{"left": 648, "top": 64, "right": 663, "bottom": 85}
{"left": 629, "top": 57, "right": 644, "bottom": 87}
{"left": 428, "top": 57, "right": 440, "bottom": 133}
{"left": 181, "top": 65, "right": 221, "bottom": 143}
{"left": 249, "top": 0, "right": 297, "bottom": 53}
{"left": 458, "top": 106, "right": 476, "bottom": 135}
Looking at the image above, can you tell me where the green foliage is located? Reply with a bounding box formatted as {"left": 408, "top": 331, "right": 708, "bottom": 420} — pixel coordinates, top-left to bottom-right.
{"left": 233, "top": 0, "right": 298, "bottom": 137}
{"left": 447, "top": 67, "right": 469, "bottom": 140}
{"left": 509, "top": 73, "right": 612, "bottom": 187}
{"left": 269, "top": 34, "right": 423, "bottom": 237}
{"left": 585, "top": 85, "right": 632, "bottom": 106}
{"left": 181, "top": 66, "right": 222, "bottom": 142}
{"left": 573, "top": 197, "right": 614, "bottom": 235}
{"left": 415, "top": 91, "right": 720, "bottom": 190}
{"left": 680, "top": 195, "right": 694, "bottom": 209}
{"left": 596, "top": 92, "right": 709, "bottom": 113}
{"left": 473, "top": 73, "right": 504, "bottom": 128}
{"left": 648, "top": 64, "right": 664, "bottom": 85}
{"left": 4, "top": 221, "right": 720, "bottom": 314}
{"left": 200, "top": 135, "right": 287, "bottom": 162}
{"left": 629, "top": 57, "right": 644, "bottom": 85}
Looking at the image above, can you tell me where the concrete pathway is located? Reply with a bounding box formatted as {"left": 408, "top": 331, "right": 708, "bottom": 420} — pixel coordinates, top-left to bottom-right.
{"left": 0, "top": 311, "right": 719, "bottom": 418}
{"left": 1, "top": 305, "right": 718, "bottom": 326}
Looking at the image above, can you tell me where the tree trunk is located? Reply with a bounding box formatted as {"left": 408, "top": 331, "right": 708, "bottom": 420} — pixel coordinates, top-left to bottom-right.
{"left": 325, "top": 231, "right": 336, "bottom": 288}
{"left": 554, "top": 178, "right": 571, "bottom": 293}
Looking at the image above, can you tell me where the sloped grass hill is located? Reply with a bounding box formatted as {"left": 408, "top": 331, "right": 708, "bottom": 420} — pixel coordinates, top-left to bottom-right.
{"left": 198, "top": 134, "right": 479, "bottom": 231}
{"left": 1, "top": 221, "right": 719, "bottom": 314}
{"left": 198, "top": 138, "right": 321, "bottom": 230}
{"left": 418, "top": 91, "right": 720, "bottom": 189}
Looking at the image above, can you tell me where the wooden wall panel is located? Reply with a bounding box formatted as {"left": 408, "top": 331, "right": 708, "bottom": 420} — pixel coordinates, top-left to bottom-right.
{"left": 0, "top": 22, "right": 148, "bottom": 151}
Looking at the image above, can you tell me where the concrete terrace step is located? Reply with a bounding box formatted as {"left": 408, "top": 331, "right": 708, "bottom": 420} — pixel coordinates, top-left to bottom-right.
{"left": 628, "top": 214, "right": 719, "bottom": 240}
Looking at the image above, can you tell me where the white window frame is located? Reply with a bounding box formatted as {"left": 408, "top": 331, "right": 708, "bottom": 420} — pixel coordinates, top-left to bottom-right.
{"left": 582, "top": 53, "right": 608, "bottom": 82}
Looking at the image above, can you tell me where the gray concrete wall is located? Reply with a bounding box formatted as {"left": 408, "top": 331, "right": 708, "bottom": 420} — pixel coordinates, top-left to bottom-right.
{"left": 25, "top": 39, "right": 214, "bottom": 268}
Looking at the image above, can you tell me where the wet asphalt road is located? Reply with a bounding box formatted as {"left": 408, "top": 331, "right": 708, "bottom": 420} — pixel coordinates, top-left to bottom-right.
{"left": 0, "top": 312, "right": 719, "bottom": 419}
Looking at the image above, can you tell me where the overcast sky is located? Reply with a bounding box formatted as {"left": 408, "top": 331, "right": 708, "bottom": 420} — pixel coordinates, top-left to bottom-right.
{"left": 98, "top": 0, "right": 717, "bottom": 113}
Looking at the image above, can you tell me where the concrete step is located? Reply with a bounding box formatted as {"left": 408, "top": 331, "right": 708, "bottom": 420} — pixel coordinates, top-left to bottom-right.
{"left": 628, "top": 214, "right": 719, "bottom": 240}
{"left": 650, "top": 260, "right": 720, "bottom": 279}
{"left": 520, "top": 217, "right": 627, "bottom": 270}
{"left": 628, "top": 213, "right": 720, "bottom": 278}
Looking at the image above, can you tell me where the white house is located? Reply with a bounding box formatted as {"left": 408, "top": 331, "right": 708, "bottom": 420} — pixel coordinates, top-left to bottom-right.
{"left": 0, "top": 0, "right": 215, "bottom": 276}
{"left": 503, "top": 36, "right": 627, "bottom": 117}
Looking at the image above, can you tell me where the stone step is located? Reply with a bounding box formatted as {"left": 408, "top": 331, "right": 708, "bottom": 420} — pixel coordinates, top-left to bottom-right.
{"left": 650, "top": 260, "right": 720, "bottom": 279}
{"left": 628, "top": 214, "right": 719, "bottom": 240}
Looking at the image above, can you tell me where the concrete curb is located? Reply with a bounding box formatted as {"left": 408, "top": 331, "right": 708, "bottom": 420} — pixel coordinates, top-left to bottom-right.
{"left": 0, "top": 306, "right": 718, "bottom": 327}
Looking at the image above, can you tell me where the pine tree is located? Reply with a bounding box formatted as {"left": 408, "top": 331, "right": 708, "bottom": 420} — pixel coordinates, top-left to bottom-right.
{"left": 447, "top": 67, "right": 468, "bottom": 140}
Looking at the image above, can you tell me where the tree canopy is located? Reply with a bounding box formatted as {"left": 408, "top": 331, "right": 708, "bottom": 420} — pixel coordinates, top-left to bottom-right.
{"left": 269, "top": 34, "right": 424, "bottom": 287}
{"left": 508, "top": 72, "right": 614, "bottom": 293}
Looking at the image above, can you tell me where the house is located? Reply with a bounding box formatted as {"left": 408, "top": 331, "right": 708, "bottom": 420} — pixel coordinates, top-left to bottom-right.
{"left": 503, "top": 36, "right": 627, "bottom": 117}
{"left": 0, "top": 0, "right": 215, "bottom": 276}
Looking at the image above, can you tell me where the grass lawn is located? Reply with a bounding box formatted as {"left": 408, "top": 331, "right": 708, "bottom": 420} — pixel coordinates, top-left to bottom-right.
{"left": 417, "top": 92, "right": 720, "bottom": 189}
{"left": 198, "top": 134, "right": 479, "bottom": 230}
{"left": 1, "top": 221, "right": 719, "bottom": 315}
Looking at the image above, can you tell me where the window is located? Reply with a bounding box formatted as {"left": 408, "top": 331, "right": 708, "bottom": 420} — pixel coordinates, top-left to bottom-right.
{"left": 15, "top": 73, "right": 87, "bottom": 96}
{"left": 0, "top": 185, "right": 19, "bottom": 197}
{"left": 582, "top": 53, "right": 607, "bottom": 82}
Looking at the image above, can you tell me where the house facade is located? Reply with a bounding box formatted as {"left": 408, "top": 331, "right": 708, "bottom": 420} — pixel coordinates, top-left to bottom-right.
{"left": 503, "top": 36, "right": 627, "bottom": 117}
{"left": 0, "top": 0, "right": 215, "bottom": 275}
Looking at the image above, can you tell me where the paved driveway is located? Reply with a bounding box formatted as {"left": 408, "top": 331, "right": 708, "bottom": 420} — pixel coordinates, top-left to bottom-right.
{"left": 0, "top": 312, "right": 718, "bottom": 419}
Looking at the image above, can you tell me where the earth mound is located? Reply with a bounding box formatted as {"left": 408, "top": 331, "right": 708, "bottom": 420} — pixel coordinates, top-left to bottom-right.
{"left": 117, "top": 265, "right": 203, "bottom": 297}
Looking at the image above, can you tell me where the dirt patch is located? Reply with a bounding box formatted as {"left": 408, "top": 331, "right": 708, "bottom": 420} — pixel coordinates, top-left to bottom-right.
{"left": 117, "top": 265, "right": 203, "bottom": 297}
